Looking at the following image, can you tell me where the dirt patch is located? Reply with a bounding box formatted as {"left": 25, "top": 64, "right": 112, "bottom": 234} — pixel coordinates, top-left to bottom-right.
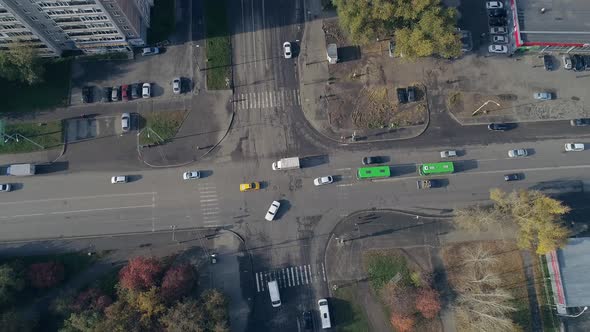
{"left": 446, "top": 91, "right": 510, "bottom": 117}
{"left": 441, "top": 241, "right": 532, "bottom": 331}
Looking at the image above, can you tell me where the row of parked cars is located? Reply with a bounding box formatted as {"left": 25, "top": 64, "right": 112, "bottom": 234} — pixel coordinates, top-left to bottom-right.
{"left": 486, "top": 1, "right": 510, "bottom": 54}
{"left": 81, "top": 83, "right": 152, "bottom": 103}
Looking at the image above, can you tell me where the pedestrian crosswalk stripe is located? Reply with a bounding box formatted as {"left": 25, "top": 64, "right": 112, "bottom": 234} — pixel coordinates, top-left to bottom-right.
{"left": 236, "top": 89, "right": 300, "bottom": 110}
{"left": 255, "top": 263, "right": 326, "bottom": 292}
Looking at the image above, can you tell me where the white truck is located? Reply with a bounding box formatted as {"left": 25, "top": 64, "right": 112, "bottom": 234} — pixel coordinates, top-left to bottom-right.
{"left": 327, "top": 44, "right": 338, "bottom": 64}
{"left": 7, "top": 163, "right": 36, "bottom": 176}
{"left": 272, "top": 157, "right": 300, "bottom": 170}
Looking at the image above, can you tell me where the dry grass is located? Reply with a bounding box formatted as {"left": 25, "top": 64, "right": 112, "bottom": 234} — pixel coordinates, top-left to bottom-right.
{"left": 441, "top": 241, "right": 532, "bottom": 331}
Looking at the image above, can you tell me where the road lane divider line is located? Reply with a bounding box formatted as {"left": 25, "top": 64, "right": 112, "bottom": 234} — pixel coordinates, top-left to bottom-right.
{"left": 0, "top": 192, "right": 157, "bottom": 206}
{"left": 335, "top": 167, "right": 351, "bottom": 171}
{"left": 336, "top": 183, "right": 354, "bottom": 187}
{"left": 0, "top": 204, "right": 155, "bottom": 219}
{"left": 199, "top": 198, "right": 218, "bottom": 203}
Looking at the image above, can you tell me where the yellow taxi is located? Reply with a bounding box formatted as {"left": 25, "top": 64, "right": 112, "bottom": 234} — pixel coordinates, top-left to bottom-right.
{"left": 239, "top": 182, "right": 260, "bottom": 192}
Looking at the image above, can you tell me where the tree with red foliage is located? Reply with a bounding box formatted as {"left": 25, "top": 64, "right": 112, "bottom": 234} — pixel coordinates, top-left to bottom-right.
{"left": 415, "top": 287, "right": 442, "bottom": 319}
{"left": 160, "top": 263, "right": 197, "bottom": 302}
{"left": 27, "top": 261, "right": 64, "bottom": 288}
{"left": 71, "top": 288, "right": 113, "bottom": 313}
{"left": 118, "top": 257, "right": 163, "bottom": 291}
{"left": 390, "top": 312, "right": 415, "bottom": 332}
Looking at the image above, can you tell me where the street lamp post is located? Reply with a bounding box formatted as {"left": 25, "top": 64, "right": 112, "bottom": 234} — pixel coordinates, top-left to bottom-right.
{"left": 559, "top": 306, "right": 588, "bottom": 318}
{"left": 170, "top": 225, "right": 176, "bottom": 242}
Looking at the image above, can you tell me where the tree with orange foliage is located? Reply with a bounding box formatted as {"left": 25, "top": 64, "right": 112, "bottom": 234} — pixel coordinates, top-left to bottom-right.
{"left": 118, "top": 257, "right": 163, "bottom": 291}
{"left": 390, "top": 312, "right": 415, "bottom": 332}
{"left": 415, "top": 287, "right": 441, "bottom": 319}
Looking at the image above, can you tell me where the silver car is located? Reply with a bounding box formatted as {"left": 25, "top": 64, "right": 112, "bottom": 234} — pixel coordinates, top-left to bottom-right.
{"left": 314, "top": 176, "right": 334, "bottom": 186}
{"left": 182, "top": 171, "right": 201, "bottom": 180}
{"left": 265, "top": 201, "right": 281, "bottom": 221}
{"left": 533, "top": 92, "right": 552, "bottom": 100}
{"left": 121, "top": 113, "right": 130, "bottom": 132}
{"left": 508, "top": 149, "right": 528, "bottom": 158}
{"left": 0, "top": 183, "right": 11, "bottom": 192}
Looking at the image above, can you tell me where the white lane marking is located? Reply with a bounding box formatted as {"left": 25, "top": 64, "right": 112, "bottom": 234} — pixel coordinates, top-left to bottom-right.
{"left": 322, "top": 264, "right": 327, "bottom": 282}
{"left": 199, "top": 198, "right": 218, "bottom": 203}
{"left": 199, "top": 193, "right": 218, "bottom": 198}
{"left": 336, "top": 183, "right": 354, "bottom": 187}
{"left": 255, "top": 273, "right": 261, "bottom": 292}
{"left": 202, "top": 211, "right": 219, "bottom": 216}
{"left": 0, "top": 204, "right": 154, "bottom": 219}
{"left": 0, "top": 192, "right": 156, "bottom": 206}
{"left": 296, "top": 89, "right": 301, "bottom": 105}
{"left": 336, "top": 167, "right": 351, "bottom": 171}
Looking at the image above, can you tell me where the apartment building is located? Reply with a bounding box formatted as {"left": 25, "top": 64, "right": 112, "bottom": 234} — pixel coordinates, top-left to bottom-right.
{"left": 0, "top": 0, "right": 154, "bottom": 57}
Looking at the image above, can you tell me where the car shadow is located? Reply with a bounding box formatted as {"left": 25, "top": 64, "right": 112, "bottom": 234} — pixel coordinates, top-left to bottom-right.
{"left": 274, "top": 200, "right": 291, "bottom": 221}
{"left": 128, "top": 175, "right": 143, "bottom": 182}
{"left": 4, "top": 183, "right": 23, "bottom": 191}
{"left": 199, "top": 170, "right": 213, "bottom": 178}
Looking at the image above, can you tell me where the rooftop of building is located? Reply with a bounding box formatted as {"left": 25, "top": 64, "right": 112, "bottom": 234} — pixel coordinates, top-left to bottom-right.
{"left": 556, "top": 237, "right": 590, "bottom": 307}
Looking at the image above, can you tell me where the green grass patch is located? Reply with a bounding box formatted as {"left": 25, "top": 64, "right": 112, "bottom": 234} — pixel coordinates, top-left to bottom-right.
{"left": 364, "top": 251, "right": 411, "bottom": 291}
{"left": 0, "top": 121, "right": 63, "bottom": 154}
{"left": 333, "top": 285, "right": 371, "bottom": 332}
{"left": 538, "top": 256, "right": 559, "bottom": 331}
{"left": 139, "top": 110, "right": 187, "bottom": 145}
{"left": 0, "top": 59, "right": 70, "bottom": 113}
{"left": 147, "top": 0, "right": 176, "bottom": 44}
{"left": 204, "top": 0, "right": 232, "bottom": 90}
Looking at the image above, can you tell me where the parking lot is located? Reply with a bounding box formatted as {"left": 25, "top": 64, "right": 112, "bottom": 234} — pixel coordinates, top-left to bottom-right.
{"left": 70, "top": 44, "right": 194, "bottom": 106}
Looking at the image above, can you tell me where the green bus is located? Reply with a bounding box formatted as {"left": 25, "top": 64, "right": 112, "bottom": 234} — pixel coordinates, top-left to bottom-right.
{"left": 418, "top": 162, "right": 454, "bottom": 176}
{"left": 357, "top": 166, "right": 391, "bottom": 179}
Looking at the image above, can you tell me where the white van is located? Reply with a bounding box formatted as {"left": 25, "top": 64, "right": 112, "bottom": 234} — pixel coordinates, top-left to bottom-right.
{"left": 318, "top": 298, "right": 331, "bottom": 329}
{"left": 268, "top": 281, "right": 281, "bottom": 307}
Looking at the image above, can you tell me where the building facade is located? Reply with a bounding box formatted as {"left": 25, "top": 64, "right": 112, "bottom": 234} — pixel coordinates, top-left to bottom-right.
{"left": 0, "top": 0, "right": 154, "bottom": 57}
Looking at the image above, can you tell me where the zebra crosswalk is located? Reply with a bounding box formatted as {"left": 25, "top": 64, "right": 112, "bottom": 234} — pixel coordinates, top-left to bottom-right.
{"left": 235, "top": 89, "right": 301, "bottom": 110}
{"left": 198, "top": 183, "right": 220, "bottom": 226}
{"left": 255, "top": 263, "right": 326, "bottom": 293}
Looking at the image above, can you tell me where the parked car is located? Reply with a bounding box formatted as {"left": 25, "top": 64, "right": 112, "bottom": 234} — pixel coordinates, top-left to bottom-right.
{"left": 488, "top": 9, "right": 506, "bottom": 17}
{"left": 121, "top": 113, "right": 130, "bottom": 133}
{"left": 396, "top": 88, "right": 407, "bottom": 104}
{"left": 570, "top": 118, "right": 590, "bottom": 127}
{"left": 492, "top": 35, "right": 508, "bottom": 44}
{"left": 573, "top": 55, "right": 585, "bottom": 71}
{"left": 533, "top": 92, "right": 552, "bottom": 100}
{"left": 0, "top": 183, "right": 12, "bottom": 192}
{"left": 490, "top": 26, "right": 507, "bottom": 34}
{"left": 121, "top": 84, "right": 129, "bottom": 101}
{"left": 111, "top": 86, "right": 120, "bottom": 101}
{"left": 362, "top": 156, "right": 384, "bottom": 165}
{"left": 508, "top": 149, "right": 527, "bottom": 158}
{"left": 565, "top": 143, "right": 585, "bottom": 152}
{"left": 172, "top": 78, "right": 181, "bottom": 94}
{"left": 103, "top": 87, "right": 112, "bottom": 102}
{"left": 142, "top": 83, "right": 151, "bottom": 98}
{"left": 543, "top": 55, "right": 553, "bottom": 71}
{"left": 283, "top": 42, "right": 292, "bottom": 59}
{"left": 406, "top": 86, "right": 416, "bottom": 102}
{"left": 240, "top": 182, "right": 260, "bottom": 192}
{"left": 111, "top": 175, "right": 128, "bottom": 184}
{"left": 583, "top": 55, "right": 590, "bottom": 70}
{"left": 489, "top": 17, "right": 507, "bottom": 27}
{"left": 489, "top": 44, "right": 508, "bottom": 54}
{"left": 81, "top": 86, "right": 93, "bottom": 103}
{"left": 488, "top": 123, "right": 509, "bottom": 131}
{"left": 182, "top": 171, "right": 201, "bottom": 180}
{"left": 314, "top": 176, "right": 334, "bottom": 186}
{"left": 141, "top": 47, "right": 160, "bottom": 56}
{"left": 486, "top": 1, "right": 503, "bottom": 9}
{"left": 440, "top": 150, "right": 457, "bottom": 158}
{"left": 504, "top": 173, "right": 520, "bottom": 181}
{"left": 302, "top": 310, "right": 313, "bottom": 330}
{"left": 131, "top": 83, "right": 140, "bottom": 99}
{"left": 562, "top": 54, "right": 573, "bottom": 70}
{"left": 265, "top": 201, "right": 281, "bottom": 221}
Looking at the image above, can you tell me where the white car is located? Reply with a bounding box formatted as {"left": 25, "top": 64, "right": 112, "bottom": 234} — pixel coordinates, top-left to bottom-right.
{"left": 314, "top": 176, "right": 334, "bottom": 186}
{"left": 565, "top": 143, "right": 585, "bottom": 152}
{"left": 492, "top": 35, "right": 507, "bottom": 44}
{"left": 489, "top": 44, "right": 508, "bottom": 54}
{"left": 0, "top": 184, "right": 11, "bottom": 192}
{"left": 172, "top": 78, "right": 181, "bottom": 94}
{"left": 508, "top": 149, "right": 527, "bottom": 158}
{"left": 440, "top": 150, "right": 457, "bottom": 158}
{"left": 283, "top": 42, "right": 292, "bottom": 59}
{"left": 142, "top": 83, "right": 151, "bottom": 98}
{"left": 141, "top": 47, "right": 160, "bottom": 56}
{"left": 490, "top": 26, "right": 507, "bottom": 34}
{"left": 533, "top": 92, "right": 552, "bottom": 100}
{"left": 562, "top": 55, "right": 573, "bottom": 70}
{"left": 265, "top": 201, "right": 281, "bottom": 221}
{"left": 182, "top": 171, "right": 201, "bottom": 180}
{"left": 111, "top": 175, "right": 128, "bottom": 184}
{"left": 121, "top": 113, "right": 130, "bottom": 132}
{"left": 486, "top": 1, "right": 503, "bottom": 9}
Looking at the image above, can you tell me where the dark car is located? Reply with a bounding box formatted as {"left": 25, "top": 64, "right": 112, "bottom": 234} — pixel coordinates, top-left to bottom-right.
{"left": 488, "top": 123, "right": 509, "bottom": 131}
{"left": 102, "top": 87, "right": 112, "bottom": 102}
{"left": 573, "top": 55, "right": 585, "bottom": 71}
{"left": 396, "top": 88, "right": 407, "bottom": 104}
{"left": 489, "top": 17, "right": 507, "bottom": 27}
{"left": 488, "top": 9, "right": 506, "bottom": 17}
{"left": 570, "top": 118, "right": 590, "bottom": 127}
{"left": 406, "top": 86, "right": 416, "bottom": 102}
{"left": 131, "top": 83, "right": 140, "bottom": 99}
{"left": 583, "top": 55, "right": 590, "bottom": 70}
{"left": 302, "top": 311, "right": 313, "bottom": 330}
{"left": 504, "top": 173, "right": 520, "bottom": 181}
{"left": 81, "top": 86, "right": 93, "bottom": 103}
{"left": 543, "top": 55, "right": 553, "bottom": 71}
{"left": 362, "top": 156, "right": 384, "bottom": 165}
